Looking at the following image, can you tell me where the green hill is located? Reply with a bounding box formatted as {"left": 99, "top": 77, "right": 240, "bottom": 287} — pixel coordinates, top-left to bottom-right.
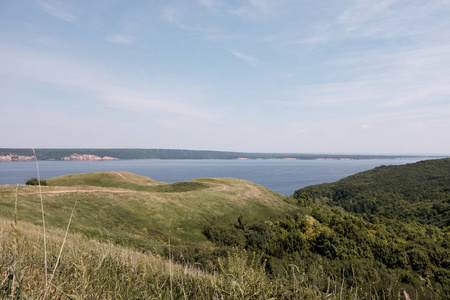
{"left": 46, "top": 171, "right": 212, "bottom": 193}
{"left": 47, "top": 171, "right": 159, "bottom": 188}
{"left": 1, "top": 172, "right": 293, "bottom": 248}
{"left": 294, "top": 158, "right": 450, "bottom": 227}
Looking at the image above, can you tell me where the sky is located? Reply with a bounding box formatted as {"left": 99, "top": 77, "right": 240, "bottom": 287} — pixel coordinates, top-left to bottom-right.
{"left": 1, "top": 0, "right": 449, "bottom": 154}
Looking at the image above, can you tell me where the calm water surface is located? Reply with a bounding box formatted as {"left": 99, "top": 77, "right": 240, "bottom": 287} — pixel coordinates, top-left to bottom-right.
{"left": 0, "top": 158, "right": 428, "bottom": 195}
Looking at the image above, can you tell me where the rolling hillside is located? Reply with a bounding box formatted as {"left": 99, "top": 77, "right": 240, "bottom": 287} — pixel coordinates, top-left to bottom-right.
{"left": 0, "top": 171, "right": 294, "bottom": 248}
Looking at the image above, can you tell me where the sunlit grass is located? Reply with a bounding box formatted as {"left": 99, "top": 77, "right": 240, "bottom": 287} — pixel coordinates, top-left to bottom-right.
{"left": 0, "top": 173, "right": 295, "bottom": 247}
{"left": 1, "top": 217, "right": 341, "bottom": 299}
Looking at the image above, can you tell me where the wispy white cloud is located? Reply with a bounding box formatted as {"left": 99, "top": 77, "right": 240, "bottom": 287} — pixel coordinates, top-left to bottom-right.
{"left": 201, "top": 31, "right": 240, "bottom": 41}
{"left": 288, "top": 81, "right": 373, "bottom": 106}
{"left": 280, "top": 41, "right": 450, "bottom": 131}
{"left": 232, "top": 0, "right": 284, "bottom": 20}
{"left": 37, "top": 0, "right": 77, "bottom": 22}
{"left": 231, "top": 50, "right": 258, "bottom": 66}
{"left": 105, "top": 34, "right": 134, "bottom": 45}
{"left": 0, "top": 45, "right": 217, "bottom": 121}
{"left": 162, "top": 4, "right": 239, "bottom": 41}
{"left": 337, "top": 0, "right": 397, "bottom": 31}
{"left": 197, "top": 0, "right": 222, "bottom": 10}
{"left": 265, "top": 0, "right": 450, "bottom": 50}
{"left": 361, "top": 124, "right": 376, "bottom": 130}
{"left": 162, "top": 6, "right": 179, "bottom": 24}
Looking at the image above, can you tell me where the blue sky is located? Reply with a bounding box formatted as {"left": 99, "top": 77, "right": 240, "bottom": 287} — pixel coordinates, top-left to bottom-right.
{"left": 1, "top": 0, "right": 449, "bottom": 154}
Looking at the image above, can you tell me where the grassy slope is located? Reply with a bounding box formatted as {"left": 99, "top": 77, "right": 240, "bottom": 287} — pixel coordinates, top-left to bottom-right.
{"left": 47, "top": 171, "right": 159, "bottom": 187}
{"left": 0, "top": 217, "right": 329, "bottom": 299}
{"left": 0, "top": 171, "right": 295, "bottom": 249}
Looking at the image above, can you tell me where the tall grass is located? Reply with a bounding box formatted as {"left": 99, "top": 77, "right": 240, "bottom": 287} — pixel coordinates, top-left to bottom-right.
{"left": 32, "top": 147, "right": 48, "bottom": 290}
{"left": 1, "top": 216, "right": 374, "bottom": 299}
{"left": 43, "top": 197, "right": 77, "bottom": 299}
{"left": 0, "top": 149, "right": 80, "bottom": 299}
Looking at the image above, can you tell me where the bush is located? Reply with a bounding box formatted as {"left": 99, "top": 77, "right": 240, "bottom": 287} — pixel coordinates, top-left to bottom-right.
{"left": 25, "top": 177, "right": 47, "bottom": 186}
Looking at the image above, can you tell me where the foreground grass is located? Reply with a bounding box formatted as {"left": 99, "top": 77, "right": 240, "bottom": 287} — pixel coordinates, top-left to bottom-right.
{"left": 1, "top": 218, "right": 340, "bottom": 299}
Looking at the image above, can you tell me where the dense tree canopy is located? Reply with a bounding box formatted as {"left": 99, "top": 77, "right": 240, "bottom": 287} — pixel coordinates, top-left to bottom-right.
{"left": 294, "top": 158, "right": 450, "bottom": 227}
{"left": 199, "top": 159, "right": 450, "bottom": 299}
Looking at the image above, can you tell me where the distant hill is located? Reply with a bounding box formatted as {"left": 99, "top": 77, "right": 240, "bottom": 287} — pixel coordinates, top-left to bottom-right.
{"left": 0, "top": 148, "right": 424, "bottom": 160}
{"left": 294, "top": 158, "right": 450, "bottom": 227}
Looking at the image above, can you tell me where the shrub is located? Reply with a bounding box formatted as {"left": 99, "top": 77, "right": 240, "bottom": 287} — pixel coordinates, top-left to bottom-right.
{"left": 25, "top": 177, "right": 47, "bottom": 186}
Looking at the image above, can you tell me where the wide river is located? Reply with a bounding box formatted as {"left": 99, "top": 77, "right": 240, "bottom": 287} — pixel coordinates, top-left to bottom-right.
{"left": 0, "top": 158, "right": 430, "bottom": 195}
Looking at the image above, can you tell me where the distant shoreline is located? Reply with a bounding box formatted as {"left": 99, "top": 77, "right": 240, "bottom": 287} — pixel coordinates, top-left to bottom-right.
{"left": 0, "top": 148, "right": 432, "bottom": 162}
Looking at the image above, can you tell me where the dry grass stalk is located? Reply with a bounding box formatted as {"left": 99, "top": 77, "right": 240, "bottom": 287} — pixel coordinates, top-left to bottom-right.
{"left": 14, "top": 184, "right": 18, "bottom": 224}
{"left": 169, "top": 236, "right": 173, "bottom": 300}
{"left": 13, "top": 184, "right": 19, "bottom": 250}
{"left": 10, "top": 184, "right": 20, "bottom": 299}
{"left": 44, "top": 198, "right": 78, "bottom": 298}
{"left": 32, "top": 148, "right": 48, "bottom": 290}
{"left": 403, "top": 290, "right": 411, "bottom": 300}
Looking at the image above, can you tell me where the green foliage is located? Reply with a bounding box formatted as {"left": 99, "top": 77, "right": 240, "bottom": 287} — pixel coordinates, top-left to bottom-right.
{"left": 25, "top": 177, "right": 47, "bottom": 186}
{"left": 216, "top": 248, "right": 269, "bottom": 299}
{"left": 203, "top": 204, "right": 450, "bottom": 298}
{"left": 294, "top": 158, "right": 450, "bottom": 227}
{"left": 203, "top": 216, "right": 246, "bottom": 247}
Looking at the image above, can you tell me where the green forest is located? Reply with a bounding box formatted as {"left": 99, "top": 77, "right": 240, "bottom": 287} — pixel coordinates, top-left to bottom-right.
{"left": 0, "top": 159, "right": 449, "bottom": 299}
{"left": 294, "top": 158, "right": 450, "bottom": 227}
{"left": 200, "top": 159, "right": 450, "bottom": 298}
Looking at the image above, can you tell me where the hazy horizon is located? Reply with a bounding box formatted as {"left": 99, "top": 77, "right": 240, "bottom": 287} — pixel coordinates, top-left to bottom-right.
{"left": 1, "top": 1, "right": 449, "bottom": 154}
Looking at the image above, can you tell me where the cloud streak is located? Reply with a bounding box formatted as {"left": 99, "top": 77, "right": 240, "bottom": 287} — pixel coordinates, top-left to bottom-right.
{"left": 0, "top": 45, "right": 216, "bottom": 121}
{"left": 231, "top": 0, "right": 286, "bottom": 20}
{"left": 37, "top": 0, "right": 77, "bottom": 22}
{"left": 197, "top": 0, "right": 222, "bottom": 10}
{"left": 231, "top": 50, "right": 258, "bottom": 66}
{"left": 105, "top": 34, "right": 134, "bottom": 45}
{"left": 162, "top": 4, "right": 240, "bottom": 41}
{"left": 263, "top": 0, "right": 450, "bottom": 51}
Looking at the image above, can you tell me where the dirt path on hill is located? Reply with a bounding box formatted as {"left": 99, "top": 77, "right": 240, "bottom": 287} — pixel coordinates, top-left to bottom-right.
{"left": 114, "top": 172, "right": 139, "bottom": 184}
{"left": 114, "top": 171, "right": 155, "bottom": 185}
{"left": 204, "top": 182, "right": 230, "bottom": 192}
{"left": 14, "top": 180, "right": 230, "bottom": 195}
{"left": 18, "top": 189, "right": 136, "bottom": 195}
